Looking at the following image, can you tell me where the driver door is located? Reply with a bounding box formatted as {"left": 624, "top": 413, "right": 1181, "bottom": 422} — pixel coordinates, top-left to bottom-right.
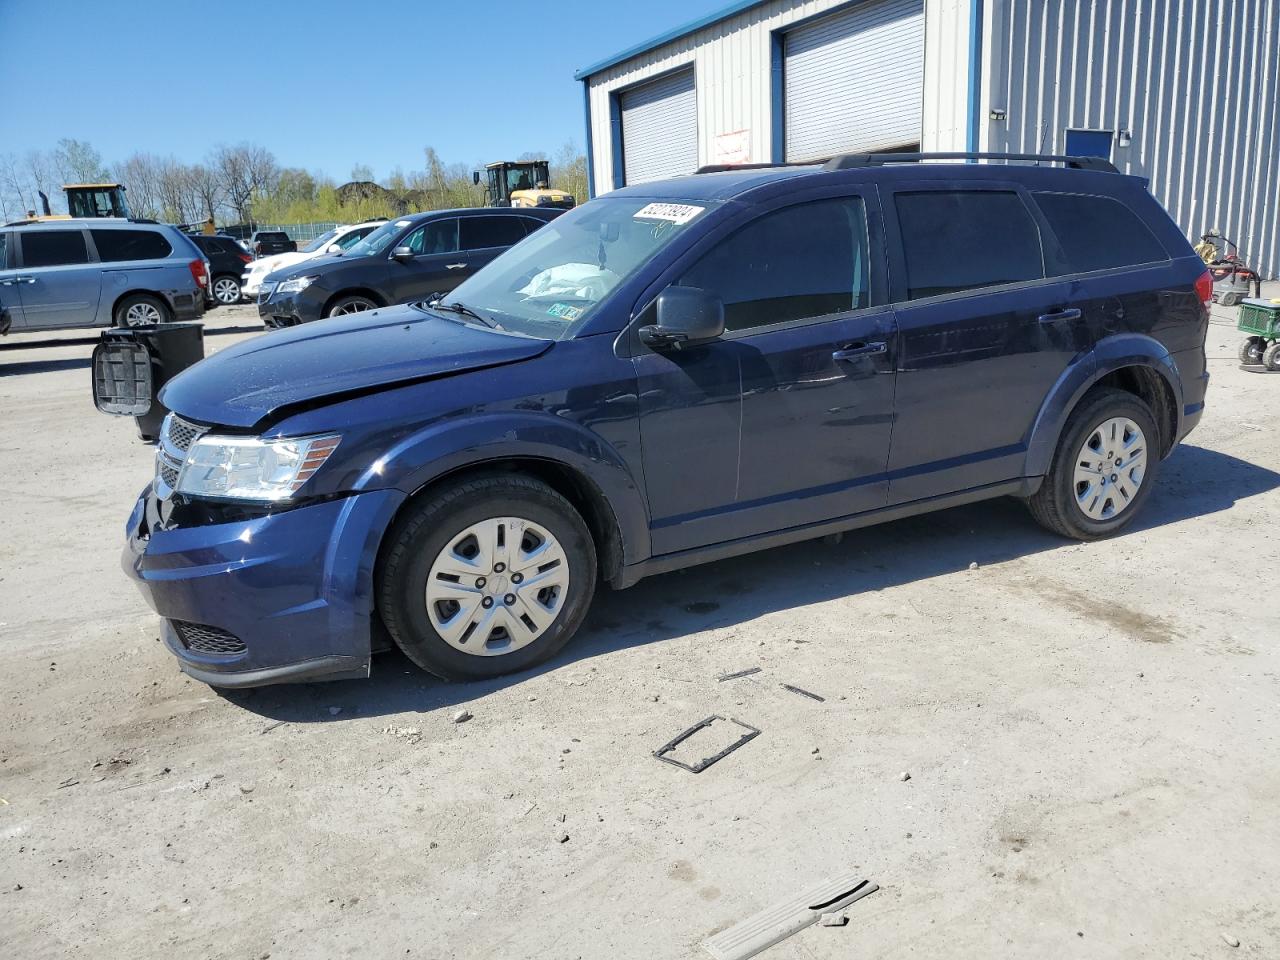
{"left": 387, "top": 217, "right": 462, "bottom": 303}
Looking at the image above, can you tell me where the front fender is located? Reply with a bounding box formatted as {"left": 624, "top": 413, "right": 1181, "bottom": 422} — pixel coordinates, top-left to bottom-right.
{"left": 351, "top": 411, "right": 651, "bottom": 566}
{"left": 1025, "top": 334, "right": 1184, "bottom": 477}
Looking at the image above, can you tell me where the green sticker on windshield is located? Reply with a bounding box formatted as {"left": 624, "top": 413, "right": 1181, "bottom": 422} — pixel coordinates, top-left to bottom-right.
{"left": 547, "top": 303, "right": 584, "bottom": 320}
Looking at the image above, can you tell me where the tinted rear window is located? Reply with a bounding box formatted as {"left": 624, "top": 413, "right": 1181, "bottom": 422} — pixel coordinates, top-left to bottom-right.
{"left": 895, "top": 191, "right": 1044, "bottom": 300}
{"left": 256, "top": 232, "right": 288, "bottom": 241}
{"left": 0, "top": 233, "right": 7, "bottom": 269}
{"left": 461, "top": 216, "right": 528, "bottom": 250}
{"left": 1033, "top": 192, "right": 1168, "bottom": 273}
{"left": 22, "top": 230, "right": 90, "bottom": 267}
{"left": 92, "top": 229, "right": 174, "bottom": 262}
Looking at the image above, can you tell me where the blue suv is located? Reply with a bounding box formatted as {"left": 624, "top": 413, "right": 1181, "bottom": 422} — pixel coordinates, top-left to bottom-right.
{"left": 122, "top": 153, "right": 1211, "bottom": 688}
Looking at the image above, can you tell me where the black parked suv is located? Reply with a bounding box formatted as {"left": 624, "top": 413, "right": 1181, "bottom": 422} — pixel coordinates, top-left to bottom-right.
{"left": 258, "top": 207, "right": 562, "bottom": 327}
{"left": 252, "top": 231, "right": 296, "bottom": 257}
{"left": 189, "top": 234, "right": 253, "bottom": 306}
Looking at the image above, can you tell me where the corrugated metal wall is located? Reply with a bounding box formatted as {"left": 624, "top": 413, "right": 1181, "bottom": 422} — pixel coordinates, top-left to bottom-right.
{"left": 983, "top": 0, "right": 1280, "bottom": 277}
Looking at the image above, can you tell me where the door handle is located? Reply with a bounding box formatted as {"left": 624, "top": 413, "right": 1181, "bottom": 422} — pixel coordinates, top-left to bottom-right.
{"left": 832, "top": 341, "right": 887, "bottom": 361}
{"left": 0, "top": 276, "right": 35, "bottom": 285}
{"left": 445, "top": 263, "right": 467, "bottom": 271}
{"left": 1038, "top": 307, "right": 1082, "bottom": 323}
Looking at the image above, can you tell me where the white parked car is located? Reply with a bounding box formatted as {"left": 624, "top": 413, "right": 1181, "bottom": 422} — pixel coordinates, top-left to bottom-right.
{"left": 241, "top": 220, "right": 385, "bottom": 297}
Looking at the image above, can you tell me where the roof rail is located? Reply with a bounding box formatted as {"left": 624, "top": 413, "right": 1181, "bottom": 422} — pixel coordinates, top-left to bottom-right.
{"left": 823, "top": 152, "right": 1119, "bottom": 173}
{"left": 694, "top": 160, "right": 822, "bottom": 175}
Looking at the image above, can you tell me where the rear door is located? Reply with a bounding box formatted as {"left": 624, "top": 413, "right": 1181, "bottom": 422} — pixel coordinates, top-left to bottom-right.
{"left": 885, "top": 184, "right": 1085, "bottom": 503}
{"left": 455, "top": 215, "right": 530, "bottom": 282}
{"left": 13, "top": 228, "right": 103, "bottom": 330}
{"left": 386, "top": 218, "right": 460, "bottom": 303}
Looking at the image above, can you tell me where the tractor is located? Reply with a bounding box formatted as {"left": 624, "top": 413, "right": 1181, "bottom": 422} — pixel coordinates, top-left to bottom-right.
{"left": 474, "top": 160, "right": 575, "bottom": 209}
{"left": 8, "top": 183, "right": 134, "bottom": 224}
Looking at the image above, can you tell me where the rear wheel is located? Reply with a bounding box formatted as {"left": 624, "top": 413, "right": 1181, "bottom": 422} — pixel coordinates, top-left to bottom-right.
{"left": 1027, "top": 388, "right": 1159, "bottom": 540}
{"left": 378, "top": 475, "right": 597, "bottom": 681}
{"left": 326, "top": 295, "right": 378, "bottom": 317}
{"left": 1239, "top": 337, "right": 1266, "bottom": 365}
{"left": 114, "top": 293, "right": 171, "bottom": 327}
{"left": 212, "top": 275, "right": 242, "bottom": 305}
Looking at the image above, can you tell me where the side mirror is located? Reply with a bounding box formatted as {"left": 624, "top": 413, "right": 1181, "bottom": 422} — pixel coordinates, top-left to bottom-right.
{"left": 472, "top": 171, "right": 481, "bottom": 186}
{"left": 326, "top": 243, "right": 342, "bottom": 254}
{"left": 392, "top": 246, "right": 414, "bottom": 263}
{"left": 639, "top": 286, "right": 725, "bottom": 351}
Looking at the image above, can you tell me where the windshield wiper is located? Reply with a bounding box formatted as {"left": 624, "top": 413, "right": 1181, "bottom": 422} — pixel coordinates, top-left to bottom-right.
{"left": 434, "top": 300, "right": 503, "bottom": 330}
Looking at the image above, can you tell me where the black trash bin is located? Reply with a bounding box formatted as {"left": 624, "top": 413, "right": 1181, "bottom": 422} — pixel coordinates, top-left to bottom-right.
{"left": 92, "top": 322, "right": 205, "bottom": 441}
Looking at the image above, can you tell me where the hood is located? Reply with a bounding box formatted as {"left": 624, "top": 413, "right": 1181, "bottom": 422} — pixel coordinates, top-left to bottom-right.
{"left": 250, "top": 251, "right": 300, "bottom": 275}
{"left": 160, "top": 305, "right": 552, "bottom": 430}
{"left": 264, "top": 252, "right": 352, "bottom": 283}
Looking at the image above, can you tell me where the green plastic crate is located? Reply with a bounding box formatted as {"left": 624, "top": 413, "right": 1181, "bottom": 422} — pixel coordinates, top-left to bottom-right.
{"left": 1238, "top": 299, "right": 1280, "bottom": 339}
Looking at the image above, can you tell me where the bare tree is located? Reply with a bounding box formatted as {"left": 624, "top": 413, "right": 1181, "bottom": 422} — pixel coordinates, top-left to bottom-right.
{"left": 54, "top": 139, "right": 108, "bottom": 184}
{"left": 24, "top": 150, "right": 59, "bottom": 214}
{"left": 112, "top": 153, "right": 163, "bottom": 220}
{"left": 211, "top": 143, "right": 278, "bottom": 224}
{"left": 188, "top": 164, "right": 222, "bottom": 222}
{"left": 350, "top": 163, "right": 373, "bottom": 182}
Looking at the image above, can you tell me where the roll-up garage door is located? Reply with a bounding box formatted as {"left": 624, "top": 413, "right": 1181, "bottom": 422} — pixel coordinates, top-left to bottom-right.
{"left": 621, "top": 68, "right": 697, "bottom": 185}
{"left": 784, "top": 0, "right": 925, "bottom": 161}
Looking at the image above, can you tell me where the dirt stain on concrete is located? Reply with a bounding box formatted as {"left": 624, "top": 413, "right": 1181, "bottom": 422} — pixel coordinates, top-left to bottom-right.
{"left": 668, "top": 860, "right": 696, "bottom": 883}
{"left": 1024, "top": 580, "right": 1178, "bottom": 643}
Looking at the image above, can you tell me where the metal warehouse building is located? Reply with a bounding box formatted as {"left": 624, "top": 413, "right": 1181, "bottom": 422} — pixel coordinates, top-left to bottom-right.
{"left": 577, "top": 0, "right": 1280, "bottom": 276}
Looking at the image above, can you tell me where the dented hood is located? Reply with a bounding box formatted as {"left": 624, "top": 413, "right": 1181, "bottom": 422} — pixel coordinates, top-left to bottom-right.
{"left": 160, "top": 305, "right": 551, "bottom": 429}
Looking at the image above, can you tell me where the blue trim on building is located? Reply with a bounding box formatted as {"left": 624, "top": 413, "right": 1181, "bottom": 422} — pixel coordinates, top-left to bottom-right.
{"left": 609, "top": 93, "right": 626, "bottom": 190}
{"left": 770, "top": 32, "right": 785, "bottom": 163}
{"left": 965, "top": 0, "right": 984, "bottom": 153}
{"left": 581, "top": 80, "right": 596, "bottom": 199}
{"left": 574, "top": 0, "right": 768, "bottom": 80}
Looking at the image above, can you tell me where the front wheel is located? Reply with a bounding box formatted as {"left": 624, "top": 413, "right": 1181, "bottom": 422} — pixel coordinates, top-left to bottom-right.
{"left": 378, "top": 476, "right": 598, "bottom": 681}
{"left": 1027, "top": 388, "right": 1160, "bottom": 540}
{"left": 1240, "top": 337, "right": 1266, "bottom": 365}
{"left": 1263, "top": 341, "right": 1280, "bottom": 372}
{"left": 326, "top": 295, "right": 378, "bottom": 317}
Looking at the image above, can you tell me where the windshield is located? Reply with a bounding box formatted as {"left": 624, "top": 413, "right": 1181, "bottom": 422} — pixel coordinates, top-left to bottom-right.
{"left": 301, "top": 228, "right": 341, "bottom": 253}
{"left": 344, "top": 219, "right": 414, "bottom": 258}
{"left": 439, "top": 197, "right": 717, "bottom": 338}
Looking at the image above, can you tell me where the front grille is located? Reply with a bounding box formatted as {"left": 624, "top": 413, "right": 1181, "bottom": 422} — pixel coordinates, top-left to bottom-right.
{"left": 173, "top": 621, "right": 247, "bottom": 656}
{"left": 154, "top": 414, "right": 208, "bottom": 499}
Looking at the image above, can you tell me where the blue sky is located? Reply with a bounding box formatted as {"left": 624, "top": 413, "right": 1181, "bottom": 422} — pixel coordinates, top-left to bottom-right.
{"left": 0, "top": 0, "right": 726, "bottom": 177}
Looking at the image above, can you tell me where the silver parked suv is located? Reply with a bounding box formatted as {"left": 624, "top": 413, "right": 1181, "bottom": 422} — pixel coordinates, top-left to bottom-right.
{"left": 0, "top": 219, "right": 208, "bottom": 334}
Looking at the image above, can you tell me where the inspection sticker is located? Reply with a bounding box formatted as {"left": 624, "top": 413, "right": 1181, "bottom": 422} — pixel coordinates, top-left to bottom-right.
{"left": 634, "top": 202, "right": 704, "bottom": 225}
{"left": 546, "top": 303, "right": 584, "bottom": 320}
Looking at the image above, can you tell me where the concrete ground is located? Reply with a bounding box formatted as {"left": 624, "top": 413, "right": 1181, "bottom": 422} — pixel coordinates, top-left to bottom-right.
{"left": 1, "top": 293, "right": 1278, "bottom": 960}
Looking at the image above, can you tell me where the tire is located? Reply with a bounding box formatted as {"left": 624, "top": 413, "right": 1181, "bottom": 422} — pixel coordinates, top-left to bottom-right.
{"left": 1221, "top": 291, "right": 1240, "bottom": 307}
{"left": 1027, "top": 388, "right": 1160, "bottom": 540}
{"left": 378, "top": 475, "right": 598, "bottom": 681}
{"left": 114, "top": 293, "right": 171, "bottom": 327}
{"left": 326, "top": 294, "right": 378, "bottom": 318}
{"left": 1239, "top": 337, "right": 1266, "bottom": 365}
{"left": 1264, "top": 341, "right": 1280, "bottom": 372}
{"left": 212, "top": 275, "right": 242, "bottom": 305}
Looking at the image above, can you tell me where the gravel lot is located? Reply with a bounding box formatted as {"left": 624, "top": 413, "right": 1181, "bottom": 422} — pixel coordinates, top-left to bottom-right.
{"left": 2, "top": 295, "right": 1279, "bottom": 959}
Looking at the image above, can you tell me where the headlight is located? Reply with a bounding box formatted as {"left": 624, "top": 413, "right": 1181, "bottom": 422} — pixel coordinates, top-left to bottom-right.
{"left": 275, "top": 275, "right": 316, "bottom": 294}
{"left": 177, "top": 434, "right": 341, "bottom": 501}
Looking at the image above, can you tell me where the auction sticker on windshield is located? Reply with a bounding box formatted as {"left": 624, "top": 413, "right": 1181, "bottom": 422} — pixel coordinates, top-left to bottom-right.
{"left": 546, "top": 303, "right": 584, "bottom": 321}
{"left": 634, "top": 203, "right": 704, "bottom": 225}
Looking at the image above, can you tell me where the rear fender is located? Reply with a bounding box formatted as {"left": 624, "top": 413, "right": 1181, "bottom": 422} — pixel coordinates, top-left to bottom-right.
{"left": 351, "top": 412, "right": 651, "bottom": 566}
{"left": 1025, "top": 334, "right": 1183, "bottom": 477}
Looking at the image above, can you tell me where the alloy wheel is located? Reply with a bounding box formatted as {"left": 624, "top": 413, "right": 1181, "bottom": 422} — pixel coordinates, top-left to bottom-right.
{"left": 213, "top": 277, "right": 240, "bottom": 304}
{"left": 1073, "top": 417, "right": 1147, "bottom": 521}
{"left": 330, "top": 299, "right": 374, "bottom": 316}
{"left": 124, "top": 302, "right": 162, "bottom": 326}
{"left": 425, "top": 516, "right": 569, "bottom": 656}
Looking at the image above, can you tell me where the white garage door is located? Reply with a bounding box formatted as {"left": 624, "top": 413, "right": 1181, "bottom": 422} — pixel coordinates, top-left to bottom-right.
{"left": 784, "top": 0, "right": 925, "bottom": 161}
{"left": 621, "top": 68, "right": 697, "bottom": 185}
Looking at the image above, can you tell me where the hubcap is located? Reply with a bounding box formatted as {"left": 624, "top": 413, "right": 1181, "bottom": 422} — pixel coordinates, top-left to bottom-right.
{"left": 213, "top": 278, "right": 239, "bottom": 303}
{"left": 331, "top": 299, "right": 373, "bottom": 316}
{"left": 425, "top": 517, "right": 569, "bottom": 656}
{"left": 1073, "top": 417, "right": 1147, "bottom": 521}
{"left": 125, "top": 302, "right": 162, "bottom": 326}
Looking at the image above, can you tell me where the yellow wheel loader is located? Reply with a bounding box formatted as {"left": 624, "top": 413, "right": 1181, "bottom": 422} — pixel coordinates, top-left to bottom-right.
{"left": 475, "top": 161, "right": 575, "bottom": 209}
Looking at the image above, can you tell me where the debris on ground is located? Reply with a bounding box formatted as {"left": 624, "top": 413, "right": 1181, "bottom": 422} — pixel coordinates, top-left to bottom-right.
{"left": 555, "top": 832, "right": 570, "bottom": 843}
{"left": 819, "top": 911, "right": 848, "bottom": 927}
{"left": 452, "top": 709, "right": 472, "bottom": 724}
{"left": 969, "top": 561, "right": 980, "bottom": 570}
{"left": 1221, "top": 933, "right": 1240, "bottom": 948}
{"left": 239, "top": 784, "right": 255, "bottom": 794}
{"left": 260, "top": 721, "right": 287, "bottom": 735}
{"left": 703, "top": 875, "right": 877, "bottom": 960}
{"left": 779, "top": 683, "right": 825, "bottom": 703}
{"left": 654, "top": 715, "right": 761, "bottom": 774}
{"left": 718, "top": 667, "right": 762, "bottom": 682}
{"left": 899, "top": 771, "right": 912, "bottom": 781}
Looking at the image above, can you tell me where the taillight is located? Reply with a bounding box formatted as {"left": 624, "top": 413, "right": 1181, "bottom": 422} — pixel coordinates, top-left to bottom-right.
{"left": 1195, "top": 269, "right": 1213, "bottom": 305}
{"left": 189, "top": 259, "right": 208, "bottom": 288}
{"left": 237, "top": 251, "right": 252, "bottom": 263}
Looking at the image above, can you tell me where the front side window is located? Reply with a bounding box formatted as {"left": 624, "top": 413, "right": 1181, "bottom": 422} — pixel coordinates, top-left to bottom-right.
{"left": 344, "top": 219, "right": 414, "bottom": 258}
{"left": 678, "top": 197, "right": 871, "bottom": 332}
{"left": 461, "top": 216, "right": 527, "bottom": 250}
{"left": 21, "top": 230, "right": 90, "bottom": 268}
{"left": 91, "top": 229, "right": 172, "bottom": 262}
{"left": 301, "top": 228, "right": 341, "bottom": 253}
{"left": 895, "top": 191, "right": 1044, "bottom": 300}
{"left": 1033, "top": 192, "right": 1168, "bottom": 273}
{"left": 403, "top": 219, "right": 458, "bottom": 255}
{"left": 438, "top": 196, "right": 717, "bottom": 338}
{"left": 336, "top": 226, "right": 375, "bottom": 249}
